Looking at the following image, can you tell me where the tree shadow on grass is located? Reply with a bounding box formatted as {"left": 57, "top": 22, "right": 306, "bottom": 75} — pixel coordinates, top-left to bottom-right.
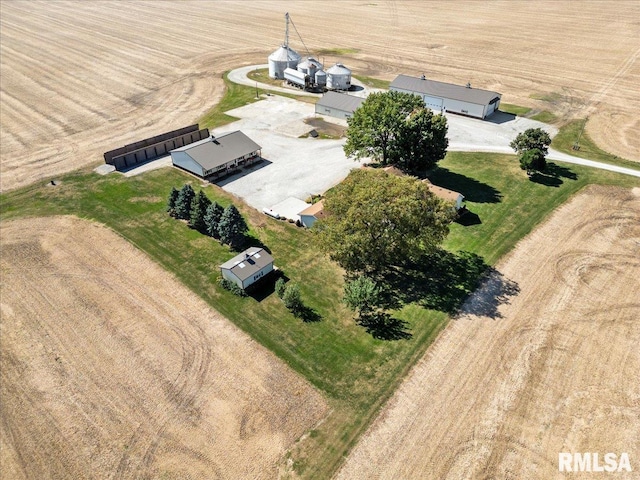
{"left": 377, "top": 250, "right": 491, "bottom": 314}
{"left": 428, "top": 167, "right": 502, "bottom": 203}
{"left": 455, "top": 210, "right": 482, "bottom": 226}
{"left": 296, "top": 305, "right": 322, "bottom": 323}
{"left": 358, "top": 312, "right": 411, "bottom": 340}
{"left": 453, "top": 269, "right": 520, "bottom": 320}
{"left": 246, "top": 270, "right": 288, "bottom": 302}
{"left": 529, "top": 162, "right": 578, "bottom": 187}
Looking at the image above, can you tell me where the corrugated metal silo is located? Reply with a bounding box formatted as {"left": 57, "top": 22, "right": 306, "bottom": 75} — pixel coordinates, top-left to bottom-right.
{"left": 268, "top": 45, "right": 301, "bottom": 79}
{"left": 326, "top": 63, "right": 352, "bottom": 90}
{"left": 315, "top": 69, "right": 327, "bottom": 87}
{"left": 297, "top": 57, "right": 323, "bottom": 78}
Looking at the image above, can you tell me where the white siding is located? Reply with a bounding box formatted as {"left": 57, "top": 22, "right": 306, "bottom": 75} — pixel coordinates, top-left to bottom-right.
{"left": 221, "top": 269, "right": 243, "bottom": 289}
{"left": 423, "top": 95, "right": 443, "bottom": 111}
{"left": 441, "top": 98, "right": 485, "bottom": 118}
{"left": 170, "top": 151, "right": 204, "bottom": 176}
{"left": 315, "top": 105, "right": 351, "bottom": 120}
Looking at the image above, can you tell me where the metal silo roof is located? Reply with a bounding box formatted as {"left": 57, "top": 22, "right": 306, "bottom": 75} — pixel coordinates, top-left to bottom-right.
{"left": 327, "top": 63, "right": 351, "bottom": 75}
{"left": 269, "top": 45, "right": 301, "bottom": 62}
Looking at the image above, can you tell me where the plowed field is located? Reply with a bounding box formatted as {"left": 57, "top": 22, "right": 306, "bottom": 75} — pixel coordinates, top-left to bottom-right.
{"left": 1, "top": 1, "right": 639, "bottom": 192}
{"left": 0, "top": 216, "right": 328, "bottom": 479}
{"left": 337, "top": 185, "right": 640, "bottom": 479}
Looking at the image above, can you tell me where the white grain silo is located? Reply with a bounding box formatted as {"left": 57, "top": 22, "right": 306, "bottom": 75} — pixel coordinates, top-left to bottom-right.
{"left": 297, "top": 57, "right": 323, "bottom": 78}
{"left": 268, "top": 13, "right": 301, "bottom": 79}
{"left": 315, "top": 69, "right": 327, "bottom": 88}
{"left": 269, "top": 46, "right": 301, "bottom": 79}
{"left": 326, "top": 63, "right": 352, "bottom": 90}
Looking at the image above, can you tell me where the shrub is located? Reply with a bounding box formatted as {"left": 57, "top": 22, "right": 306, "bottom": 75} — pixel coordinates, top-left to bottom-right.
{"left": 275, "top": 278, "right": 287, "bottom": 298}
{"left": 295, "top": 219, "right": 303, "bottom": 227}
{"left": 288, "top": 218, "right": 295, "bottom": 223}
{"left": 218, "top": 277, "right": 247, "bottom": 297}
{"left": 283, "top": 283, "right": 303, "bottom": 314}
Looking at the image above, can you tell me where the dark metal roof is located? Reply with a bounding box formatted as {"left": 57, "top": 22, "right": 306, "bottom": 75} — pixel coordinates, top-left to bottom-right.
{"left": 390, "top": 74, "right": 501, "bottom": 106}
{"left": 220, "top": 247, "right": 274, "bottom": 281}
{"left": 316, "top": 91, "right": 364, "bottom": 113}
{"left": 171, "top": 131, "right": 261, "bottom": 171}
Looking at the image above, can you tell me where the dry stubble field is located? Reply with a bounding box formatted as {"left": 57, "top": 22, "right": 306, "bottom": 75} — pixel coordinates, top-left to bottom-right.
{"left": 0, "top": 216, "right": 328, "bottom": 479}
{"left": 337, "top": 186, "right": 640, "bottom": 479}
{"left": 1, "top": 1, "right": 639, "bottom": 192}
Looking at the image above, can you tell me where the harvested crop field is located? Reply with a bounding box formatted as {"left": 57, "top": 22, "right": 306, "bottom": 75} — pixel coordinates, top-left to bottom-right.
{"left": 1, "top": 1, "right": 639, "bottom": 192}
{"left": 0, "top": 216, "right": 328, "bottom": 480}
{"left": 337, "top": 186, "right": 640, "bottom": 479}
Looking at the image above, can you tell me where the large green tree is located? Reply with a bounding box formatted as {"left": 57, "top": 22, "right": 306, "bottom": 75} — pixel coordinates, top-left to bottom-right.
{"left": 344, "top": 91, "right": 448, "bottom": 173}
{"left": 510, "top": 128, "right": 551, "bottom": 173}
{"left": 316, "top": 169, "right": 455, "bottom": 274}
{"left": 167, "top": 187, "right": 179, "bottom": 217}
{"left": 189, "top": 190, "right": 212, "bottom": 233}
{"left": 204, "top": 202, "right": 224, "bottom": 238}
{"left": 174, "top": 184, "right": 195, "bottom": 220}
{"left": 218, "top": 204, "right": 248, "bottom": 249}
{"left": 343, "top": 275, "right": 383, "bottom": 318}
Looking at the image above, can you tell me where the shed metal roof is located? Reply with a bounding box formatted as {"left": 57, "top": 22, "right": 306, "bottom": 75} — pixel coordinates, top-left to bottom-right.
{"left": 298, "top": 199, "right": 326, "bottom": 218}
{"left": 220, "top": 247, "right": 274, "bottom": 281}
{"left": 390, "top": 74, "right": 501, "bottom": 106}
{"left": 171, "top": 131, "right": 261, "bottom": 171}
{"left": 316, "top": 91, "right": 364, "bottom": 114}
{"left": 422, "top": 179, "right": 464, "bottom": 202}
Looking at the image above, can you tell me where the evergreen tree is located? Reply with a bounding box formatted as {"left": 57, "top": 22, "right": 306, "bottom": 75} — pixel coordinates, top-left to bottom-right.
{"left": 282, "top": 283, "right": 303, "bottom": 314}
{"left": 174, "top": 184, "right": 196, "bottom": 220}
{"left": 189, "top": 190, "right": 212, "bottom": 232}
{"left": 218, "top": 204, "right": 248, "bottom": 249}
{"left": 167, "top": 187, "right": 179, "bottom": 217}
{"left": 204, "top": 202, "right": 225, "bottom": 238}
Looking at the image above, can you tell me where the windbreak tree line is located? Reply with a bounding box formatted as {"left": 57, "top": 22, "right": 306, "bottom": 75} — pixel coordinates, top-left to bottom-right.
{"left": 344, "top": 90, "right": 449, "bottom": 174}
{"left": 167, "top": 184, "right": 248, "bottom": 250}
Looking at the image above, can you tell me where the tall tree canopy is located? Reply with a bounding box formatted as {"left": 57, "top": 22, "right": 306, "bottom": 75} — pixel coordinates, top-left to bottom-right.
{"left": 218, "top": 204, "right": 249, "bottom": 249}
{"left": 344, "top": 91, "right": 448, "bottom": 174}
{"left": 510, "top": 128, "right": 552, "bottom": 174}
{"left": 189, "top": 190, "right": 212, "bottom": 233}
{"left": 316, "top": 169, "right": 455, "bottom": 274}
{"left": 204, "top": 202, "right": 224, "bottom": 238}
{"left": 174, "top": 184, "right": 195, "bottom": 220}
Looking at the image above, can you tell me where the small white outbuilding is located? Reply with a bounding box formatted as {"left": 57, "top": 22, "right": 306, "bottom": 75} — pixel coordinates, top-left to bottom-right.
{"left": 220, "top": 247, "right": 274, "bottom": 290}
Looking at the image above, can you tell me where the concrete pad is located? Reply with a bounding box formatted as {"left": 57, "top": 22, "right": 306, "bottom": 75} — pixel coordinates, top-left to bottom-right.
{"left": 271, "top": 197, "right": 311, "bottom": 221}
{"left": 94, "top": 164, "right": 116, "bottom": 175}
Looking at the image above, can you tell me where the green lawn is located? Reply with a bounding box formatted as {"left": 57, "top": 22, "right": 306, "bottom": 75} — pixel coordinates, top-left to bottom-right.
{"left": 2, "top": 151, "right": 637, "bottom": 477}
{"left": 352, "top": 74, "right": 390, "bottom": 90}
{"left": 551, "top": 119, "right": 639, "bottom": 170}
{"left": 499, "top": 103, "right": 532, "bottom": 116}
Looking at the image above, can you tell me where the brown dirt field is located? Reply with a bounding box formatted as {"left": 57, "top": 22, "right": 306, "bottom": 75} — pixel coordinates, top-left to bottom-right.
{"left": 0, "top": 216, "right": 328, "bottom": 479}
{"left": 337, "top": 185, "right": 640, "bottom": 479}
{"left": 1, "top": 1, "right": 639, "bottom": 192}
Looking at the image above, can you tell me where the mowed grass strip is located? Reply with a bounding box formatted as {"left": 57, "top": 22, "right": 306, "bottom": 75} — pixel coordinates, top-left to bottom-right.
{"left": 1, "top": 153, "right": 637, "bottom": 478}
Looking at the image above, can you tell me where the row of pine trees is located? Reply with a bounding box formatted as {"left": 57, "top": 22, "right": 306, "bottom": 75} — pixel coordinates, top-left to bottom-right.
{"left": 167, "top": 184, "right": 248, "bottom": 250}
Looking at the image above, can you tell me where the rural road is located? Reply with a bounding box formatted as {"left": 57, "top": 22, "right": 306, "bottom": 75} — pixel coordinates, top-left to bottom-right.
{"left": 228, "top": 67, "right": 640, "bottom": 179}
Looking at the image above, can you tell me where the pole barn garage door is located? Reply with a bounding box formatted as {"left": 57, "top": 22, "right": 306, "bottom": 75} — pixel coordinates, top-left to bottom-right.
{"left": 423, "top": 95, "right": 444, "bottom": 111}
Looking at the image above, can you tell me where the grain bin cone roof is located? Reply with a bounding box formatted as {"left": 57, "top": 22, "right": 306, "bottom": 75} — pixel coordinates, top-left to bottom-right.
{"left": 327, "top": 63, "right": 351, "bottom": 75}
{"left": 269, "top": 45, "right": 301, "bottom": 63}
{"left": 298, "top": 57, "right": 323, "bottom": 69}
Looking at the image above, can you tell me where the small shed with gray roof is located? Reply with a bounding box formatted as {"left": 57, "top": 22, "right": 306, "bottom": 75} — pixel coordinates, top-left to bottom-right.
{"left": 315, "top": 91, "right": 365, "bottom": 120}
{"left": 220, "top": 247, "right": 274, "bottom": 290}
{"left": 390, "top": 74, "right": 501, "bottom": 119}
{"left": 170, "top": 130, "right": 261, "bottom": 178}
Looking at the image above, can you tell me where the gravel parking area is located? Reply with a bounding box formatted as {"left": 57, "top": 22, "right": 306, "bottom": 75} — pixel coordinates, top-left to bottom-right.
{"left": 211, "top": 95, "right": 364, "bottom": 211}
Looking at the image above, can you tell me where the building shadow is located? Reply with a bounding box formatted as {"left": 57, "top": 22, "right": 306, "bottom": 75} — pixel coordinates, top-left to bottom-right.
{"left": 429, "top": 167, "right": 502, "bottom": 203}
{"left": 486, "top": 111, "right": 517, "bottom": 125}
{"left": 455, "top": 210, "right": 482, "bottom": 226}
{"left": 348, "top": 85, "right": 365, "bottom": 93}
{"left": 246, "top": 269, "right": 288, "bottom": 302}
{"left": 212, "top": 158, "right": 273, "bottom": 187}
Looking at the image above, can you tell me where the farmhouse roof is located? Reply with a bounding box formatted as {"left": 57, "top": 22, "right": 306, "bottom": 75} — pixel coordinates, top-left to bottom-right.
{"left": 171, "top": 131, "right": 261, "bottom": 171}
{"left": 316, "top": 91, "right": 364, "bottom": 113}
{"left": 298, "top": 199, "right": 326, "bottom": 218}
{"left": 422, "top": 179, "right": 464, "bottom": 202}
{"left": 390, "top": 74, "right": 501, "bottom": 105}
{"left": 220, "top": 247, "right": 274, "bottom": 282}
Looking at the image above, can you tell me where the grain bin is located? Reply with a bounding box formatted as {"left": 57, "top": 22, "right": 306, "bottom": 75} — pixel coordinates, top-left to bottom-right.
{"left": 297, "top": 57, "right": 323, "bottom": 78}
{"left": 326, "top": 63, "right": 352, "bottom": 90}
{"left": 315, "top": 69, "right": 327, "bottom": 88}
{"left": 268, "top": 45, "right": 301, "bottom": 79}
